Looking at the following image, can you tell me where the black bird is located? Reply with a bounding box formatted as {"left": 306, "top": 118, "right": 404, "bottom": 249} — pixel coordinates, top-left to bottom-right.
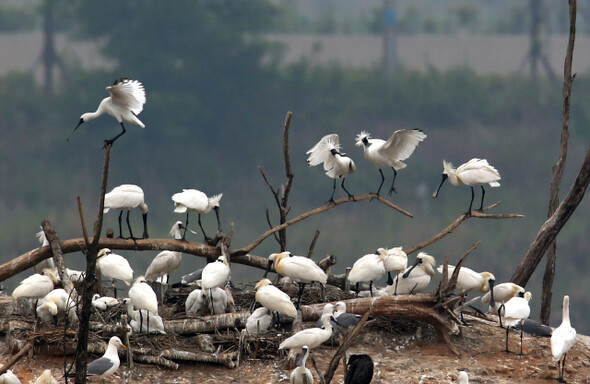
{"left": 345, "top": 354, "right": 374, "bottom": 384}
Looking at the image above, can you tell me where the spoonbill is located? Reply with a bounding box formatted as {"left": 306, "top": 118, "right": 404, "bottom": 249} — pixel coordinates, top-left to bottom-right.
{"left": 246, "top": 307, "right": 273, "bottom": 335}
{"left": 12, "top": 269, "right": 58, "bottom": 299}
{"left": 145, "top": 221, "right": 186, "bottom": 283}
{"left": 34, "top": 229, "right": 55, "bottom": 274}
{"left": 383, "top": 246, "right": 408, "bottom": 291}
{"left": 316, "top": 303, "right": 338, "bottom": 328}
{"left": 348, "top": 249, "right": 387, "bottom": 296}
{"left": 396, "top": 252, "right": 437, "bottom": 294}
{"left": 103, "top": 184, "right": 149, "bottom": 239}
{"left": 91, "top": 293, "right": 119, "bottom": 311}
{"left": 128, "top": 276, "right": 158, "bottom": 333}
{"left": 34, "top": 370, "right": 58, "bottom": 384}
{"left": 96, "top": 248, "right": 133, "bottom": 297}
{"left": 290, "top": 346, "right": 314, "bottom": 384}
{"left": 265, "top": 251, "right": 327, "bottom": 309}
{"left": 254, "top": 278, "right": 297, "bottom": 320}
{"left": 345, "top": 354, "right": 374, "bottom": 384}
{"left": 481, "top": 282, "right": 525, "bottom": 327}
{"left": 201, "top": 255, "right": 231, "bottom": 315}
{"left": 185, "top": 287, "right": 208, "bottom": 316}
{"left": 438, "top": 264, "right": 495, "bottom": 322}
{"left": 67, "top": 78, "right": 146, "bottom": 146}
{"left": 82, "top": 336, "right": 127, "bottom": 378}
{"left": 172, "top": 189, "right": 223, "bottom": 242}
{"left": 457, "top": 371, "right": 469, "bottom": 384}
{"left": 551, "top": 295, "right": 577, "bottom": 383}
{"left": 36, "top": 288, "right": 78, "bottom": 325}
{"left": 307, "top": 133, "right": 356, "bottom": 203}
{"left": 432, "top": 158, "right": 501, "bottom": 213}
{"left": 279, "top": 313, "right": 334, "bottom": 353}
{"left": 123, "top": 298, "right": 165, "bottom": 334}
{"left": 0, "top": 370, "right": 21, "bottom": 384}
{"left": 501, "top": 291, "right": 531, "bottom": 354}
{"left": 355, "top": 129, "right": 426, "bottom": 196}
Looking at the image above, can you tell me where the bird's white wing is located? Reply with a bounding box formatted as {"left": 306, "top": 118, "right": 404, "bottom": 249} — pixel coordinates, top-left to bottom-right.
{"left": 306, "top": 134, "right": 340, "bottom": 168}
{"left": 104, "top": 189, "right": 143, "bottom": 211}
{"left": 107, "top": 79, "right": 146, "bottom": 115}
{"left": 382, "top": 129, "right": 427, "bottom": 160}
{"left": 457, "top": 159, "right": 501, "bottom": 186}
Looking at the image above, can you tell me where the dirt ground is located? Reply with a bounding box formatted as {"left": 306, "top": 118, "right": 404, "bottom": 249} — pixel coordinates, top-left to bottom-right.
{"left": 2, "top": 284, "right": 590, "bottom": 384}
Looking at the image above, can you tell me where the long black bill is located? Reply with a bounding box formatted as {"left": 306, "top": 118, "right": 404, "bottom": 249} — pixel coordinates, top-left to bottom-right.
{"left": 432, "top": 174, "right": 448, "bottom": 198}
{"left": 297, "top": 347, "right": 308, "bottom": 366}
{"left": 67, "top": 118, "right": 84, "bottom": 141}
{"left": 142, "top": 212, "right": 149, "bottom": 239}
{"left": 263, "top": 260, "right": 274, "bottom": 278}
{"left": 402, "top": 258, "right": 421, "bottom": 278}
{"left": 488, "top": 279, "right": 496, "bottom": 308}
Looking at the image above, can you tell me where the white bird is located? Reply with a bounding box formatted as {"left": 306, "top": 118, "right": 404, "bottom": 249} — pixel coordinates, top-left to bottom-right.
{"left": 456, "top": 371, "right": 469, "bottom": 384}
{"left": 246, "top": 307, "right": 273, "bottom": 335}
{"left": 290, "top": 346, "right": 314, "bottom": 384}
{"left": 432, "top": 158, "right": 501, "bottom": 213}
{"left": 12, "top": 269, "right": 58, "bottom": 299}
{"left": 383, "top": 246, "right": 408, "bottom": 290}
{"left": 145, "top": 221, "right": 185, "bottom": 283}
{"left": 200, "top": 256, "right": 231, "bottom": 315}
{"left": 255, "top": 278, "right": 298, "bottom": 319}
{"left": 0, "top": 370, "right": 21, "bottom": 384}
{"left": 265, "top": 251, "right": 327, "bottom": 309}
{"left": 96, "top": 248, "right": 134, "bottom": 297}
{"left": 68, "top": 78, "right": 146, "bottom": 146}
{"left": 551, "top": 295, "right": 577, "bottom": 383}
{"left": 34, "top": 228, "right": 55, "bottom": 274}
{"left": 348, "top": 249, "right": 387, "bottom": 296}
{"left": 501, "top": 291, "right": 531, "bottom": 354}
{"left": 395, "top": 252, "right": 436, "bottom": 295}
{"left": 66, "top": 268, "right": 85, "bottom": 283}
{"left": 85, "top": 336, "right": 127, "bottom": 378}
{"left": 316, "top": 303, "right": 336, "bottom": 328}
{"left": 92, "top": 293, "right": 120, "bottom": 311}
{"left": 307, "top": 133, "right": 356, "bottom": 203}
{"left": 355, "top": 129, "right": 427, "bottom": 196}
{"left": 128, "top": 276, "right": 158, "bottom": 333}
{"left": 123, "top": 299, "right": 165, "bottom": 334}
{"left": 37, "top": 288, "right": 78, "bottom": 325}
{"left": 34, "top": 370, "right": 58, "bottom": 384}
{"left": 103, "top": 184, "right": 149, "bottom": 239}
{"left": 185, "top": 286, "right": 227, "bottom": 316}
{"left": 481, "top": 282, "right": 525, "bottom": 327}
{"left": 172, "top": 189, "right": 223, "bottom": 242}
{"left": 279, "top": 313, "right": 334, "bottom": 353}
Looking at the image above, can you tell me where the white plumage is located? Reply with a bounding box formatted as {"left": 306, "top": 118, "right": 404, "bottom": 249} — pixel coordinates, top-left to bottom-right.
{"left": 348, "top": 249, "right": 387, "bottom": 296}
{"left": 246, "top": 307, "right": 273, "bottom": 335}
{"left": 34, "top": 228, "right": 55, "bottom": 274}
{"left": 129, "top": 276, "right": 158, "bottom": 333}
{"left": 355, "top": 129, "right": 427, "bottom": 196}
{"left": 0, "top": 370, "right": 21, "bottom": 384}
{"left": 307, "top": 133, "right": 356, "bottom": 203}
{"left": 255, "top": 278, "right": 297, "bottom": 318}
{"left": 12, "top": 269, "right": 57, "bottom": 298}
{"left": 437, "top": 264, "right": 495, "bottom": 296}
{"left": 333, "top": 301, "right": 362, "bottom": 330}
{"left": 92, "top": 293, "right": 120, "bottom": 311}
{"left": 185, "top": 286, "right": 227, "bottom": 316}
{"left": 37, "top": 288, "right": 78, "bottom": 325}
{"left": 501, "top": 291, "right": 531, "bottom": 354}
{"left": 290, "top": 346, "right": 314, "bottom": 384}
{"left": 551, "top": 295, "right": 577, "bottom": 382}
{"left": 279, "top": 314, "right": 334, "bottom": 353}
{"left": 457, "top": 371, "right": 469, "bottom": 384}
{"left": 481, "top": 282, "right": 524, "bottom": 327}
{"left": 383, "top": 246, "right": 408, "bottom": 288}
{"left": 432, "top": 158, "right": 501, "bottom": 212}
{"left": 172, "top": 189, "right": 223, "bottom": 241}
{"left": 145, "top": 221, "right": 184, "bottom": 282}
{"left": 68, "top": 78, "right": 146, "bottom": 145}
{"left": 123, "top": 299, "right": 165, "bottom": 334}
{"left": 85, "top": 336, "right": 127, "bottom": 378}
{"left": 97, "top": 248, "right": 134, "bottom": 297}
{"left": 201, "top": 255, "right": 231, "bottom": 290}
{"left": 267, "top": 251, "right": 327, "bottom": 309}
{"left": 103, "top": 184, "right": 149, "bottom": 239}
{"left": 34, "top": 370, "right": 58, "bottom": 384}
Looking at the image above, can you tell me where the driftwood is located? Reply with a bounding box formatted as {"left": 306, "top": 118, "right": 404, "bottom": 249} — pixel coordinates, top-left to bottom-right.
{"left": 0, "top": 342, "right": 32, "bottom": 374}
{"left": 165, "top": 312, "right": 249, "bottom": 334}
{"left": 133, "top": 355, "right": 179, "bottom": 370}
{"left": 160, "top": 349, "right": 239, "bottom": 368}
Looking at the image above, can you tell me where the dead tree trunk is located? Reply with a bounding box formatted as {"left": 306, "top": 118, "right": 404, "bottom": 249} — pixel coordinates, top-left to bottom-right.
{"left": 540, "top": 0, "right": 576, "bottom": 326}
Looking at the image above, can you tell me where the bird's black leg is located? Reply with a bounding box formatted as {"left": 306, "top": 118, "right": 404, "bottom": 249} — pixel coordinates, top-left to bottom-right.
{"left": 327, "top": 179, "right": 337, "bottom": 204}
{"left": 104, "top": 122, "right": 127, "bottom": 147}
{"left": 372, "top": 169, "right": 386, "bottom": 197}
{"left": 126, "top": 211, "right": 136, "bottom": 240}
{"left": 369, "top": 280, "right": 374, "bottom": 297}
{"left": 181, "top": 213, "right": 189, "bottom": 241}
{"left": 466, "top": 186, "right": 475, "bottom": 214}
{"left": 355, "top": 282, "right": 360, "bottom": 297}
{"left": 198, "top": 214, "right": 211, "bottom": 243}
{"left": 518, "top": 321, "right": 524, "bottom": 355}
{"left": 388, "top": 167, "right": 398, "bottom": 195}
{"left": 504, "top": 325, "right": 510, "bottom": 353}
{"left": 479, "top": 185, "right": 486, "bottom": 211}
{"left": 142, "top": 212, "right": 149, "bottom": 239}
{"left": 341, "top": 178, "right": 355, "bottom": 200}
{"left": 296, "top": 283, "right": 305, "bottom": 310}
{"left": 117, "top": 211, "right": 125, "bottom": 239}
{"left": 497, "top": 304, "right": 505, "bottom": 328}
{"left": 387, "top": 271, "right": 394, "bottom": 286}
{"left": 139, "top": 310, "right": 144, "bottom": 333}
{"left": 214, "top": 207, "right": 222, "bottom": 233}
{"left": 559, "top": 354, "right": 567, "bottom": 382}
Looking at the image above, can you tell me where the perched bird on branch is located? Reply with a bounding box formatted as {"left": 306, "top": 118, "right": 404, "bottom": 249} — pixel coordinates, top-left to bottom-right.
{"left": 68, "top": 78, "right": 146, "bottom": 146}
{"left": 172, "top": 189, "right": 223, "bottom": 242}
{"left": 103, "top": 184, "right": 149, "bottom": 240}
{"left": 145, "top": 221, "right": 188, "bottom": 283}
{"left": 97, "top": 248, "right": 133, "bottom": 298}
{"left": 307, "top": 133, "right": 356, "bottom": 203}
{"left": 432, "top": 158, "right": 501, "bottom": 213}
{"left": 355, "top": 129, "right": 426, "bottom": 196}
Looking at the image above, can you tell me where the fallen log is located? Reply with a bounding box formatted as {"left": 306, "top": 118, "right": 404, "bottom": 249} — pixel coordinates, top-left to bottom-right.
{"left": 164, "top": 312, "right": 250, "bottom": 334}
{"left": 159, "top": 349, "right": 239, "bottom": 369}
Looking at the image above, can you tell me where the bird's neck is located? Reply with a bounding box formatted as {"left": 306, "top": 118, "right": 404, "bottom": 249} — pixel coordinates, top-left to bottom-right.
{"left": 562, "top": 303, "right": 571, "bottom": 325}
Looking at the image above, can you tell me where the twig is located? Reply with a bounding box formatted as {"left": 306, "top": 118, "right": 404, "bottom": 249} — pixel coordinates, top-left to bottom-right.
{"left": 0, "top": 342, "right": 33, "bottom": 374}
{"left": 307, "top": 230, "right": 320, "bottom": 258}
